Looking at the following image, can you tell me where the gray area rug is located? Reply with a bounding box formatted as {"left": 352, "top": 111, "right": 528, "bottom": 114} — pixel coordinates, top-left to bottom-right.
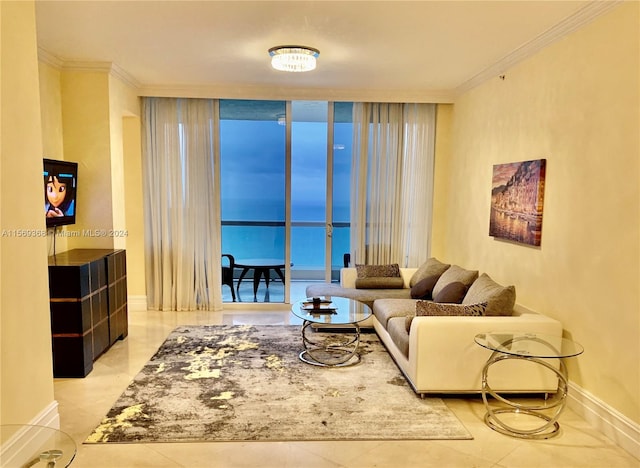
{"left": 86, "top": 325, "right": 472, "bottom": 443}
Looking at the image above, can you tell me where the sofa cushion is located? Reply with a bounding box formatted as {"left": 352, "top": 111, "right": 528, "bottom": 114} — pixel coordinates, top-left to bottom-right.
{"left": 462, "top": 273, "right": 516, "bottom": 316}
{"left": 373, "top": 299, "right": 417, "bottom": 328}
{"left": 433, "top": 281, "right": 467, "bottom": 304}
{"left": 410, "top": 274, "right": 440, "bottom": 299}
{"left": 355, "top": 277, "right": 405, "bottom": 289}
{"left": 306, "top": 283, "right": 412, "bottom": 308}
{"left": 356, "top": 263, "right": 401, "bottom": 278}
{"left": 432, "top": 265, "right": 479, "bottom": 299}
{"left": 387, "top": 317, "right": 411, "bottom": 358}
{"left": 405, "top": 315, "right": 414, "bottom": 332}
{"left": 409, "top": 257, "right": 451, "bottom": 287}
{"left": 416, "top": 301, "right": 488, "bottom": 316}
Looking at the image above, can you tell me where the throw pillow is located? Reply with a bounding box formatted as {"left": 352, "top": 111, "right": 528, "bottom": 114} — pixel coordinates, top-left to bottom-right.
{"left": 433, "top": 281, "right": 468, "bottom": 304}
{"left": 431, "top": 265, "right": 479, "bottom": 300}
{"left": 410, "top": 274, "right": 440, "bottom": 299}
{"left": 409, "top": 257, "right": 451, "bottom": 287}
{"left": 355, "top": 277, "right": 405, "bottom": 289}
{"left": 462, "top": 273, "right": 516, "bottom": 316}
{"left": 416, "top": 300, "right": 488, "bottom": 317}
{"left": 355, "top": 263, "right": 401, "bottom": 278}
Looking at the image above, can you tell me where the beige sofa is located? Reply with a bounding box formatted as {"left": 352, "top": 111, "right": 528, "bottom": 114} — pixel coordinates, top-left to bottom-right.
{"left": 307, "top": 263, "right": 563, "bottom": 395}
{"left": 373, "top": 298, "right": 562, "bottom": 394}
{"left": 305, "top": 267, "right": 415, "bottom": 315}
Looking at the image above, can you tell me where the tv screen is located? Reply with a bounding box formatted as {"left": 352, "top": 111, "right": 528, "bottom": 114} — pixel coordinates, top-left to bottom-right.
{"left": 44, "top": 158, "right": 78, "bottom": 228}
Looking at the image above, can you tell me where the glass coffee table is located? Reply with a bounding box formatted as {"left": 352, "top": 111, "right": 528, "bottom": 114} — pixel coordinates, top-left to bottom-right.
{"left": 474, "top": 331, "right": 584, "bottom": 439}
{"left": 291, "top": 296, "right": 372, "bottom": 367}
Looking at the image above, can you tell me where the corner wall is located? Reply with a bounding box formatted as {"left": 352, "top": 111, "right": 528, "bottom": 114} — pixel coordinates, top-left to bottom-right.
{"left": 60, "top": 69, "right": 114, "bottom": 249}
{"left": 1, "top": 0, "right": 57, "bottom": 426}
{"left": 39, "top": 62, "right": 143, "bottom": 292}
{"left": 433, "top": 2, "right": 639, "bottom": 428}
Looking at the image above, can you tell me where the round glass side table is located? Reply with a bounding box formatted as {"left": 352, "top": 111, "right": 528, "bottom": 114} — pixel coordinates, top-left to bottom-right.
{"left": 474, "top": 332, "right": 583, "bottom": 439}
{"left": 0, "top": 424, "right": 76, "bottom": 467}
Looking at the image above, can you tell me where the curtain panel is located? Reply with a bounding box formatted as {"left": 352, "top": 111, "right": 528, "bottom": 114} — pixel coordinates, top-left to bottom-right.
{"left": 350, "top": 103, "right": 436, "bottom": 267}
{"left": 142, "top": 97, "right": 222, "bottom": 311}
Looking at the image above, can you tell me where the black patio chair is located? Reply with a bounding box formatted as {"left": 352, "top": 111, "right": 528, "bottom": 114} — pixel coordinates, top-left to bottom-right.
{"left": 222, "top": 254, "right": 236, "bottom": 302}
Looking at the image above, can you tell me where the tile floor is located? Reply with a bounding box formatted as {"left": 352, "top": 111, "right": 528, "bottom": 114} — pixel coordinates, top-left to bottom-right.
{"left": 54, "top": 282, "right": 638, "bottom": 467}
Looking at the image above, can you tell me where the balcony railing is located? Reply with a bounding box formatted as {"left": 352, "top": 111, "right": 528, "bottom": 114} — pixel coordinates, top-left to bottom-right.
{"left": 221, "top": 220, "right": 350, "bottom": 280}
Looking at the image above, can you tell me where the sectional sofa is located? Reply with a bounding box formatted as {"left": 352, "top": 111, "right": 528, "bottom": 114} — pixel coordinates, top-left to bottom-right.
{"left": 306, "top": 258, "right": 563, "bottom": 394}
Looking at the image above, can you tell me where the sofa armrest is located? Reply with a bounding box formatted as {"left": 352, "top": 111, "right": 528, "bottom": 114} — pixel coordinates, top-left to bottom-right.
{"left": 407, "top": 305, "right": 563, "bottom": 393}
{"left": 340, "top": 268, "right": 358, "bottom": 288}
{"left": 340, "top": 267, "right": 418, "bottom": 288}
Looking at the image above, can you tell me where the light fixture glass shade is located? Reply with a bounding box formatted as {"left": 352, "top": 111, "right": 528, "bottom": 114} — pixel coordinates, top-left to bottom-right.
{"left": 269, "top": 46, "right": 320, "bottom": 72}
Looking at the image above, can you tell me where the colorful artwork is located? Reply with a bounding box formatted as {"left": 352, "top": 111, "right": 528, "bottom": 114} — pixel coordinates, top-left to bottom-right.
{"left": 489, "top": 159, "right": 546, "bottom": 246}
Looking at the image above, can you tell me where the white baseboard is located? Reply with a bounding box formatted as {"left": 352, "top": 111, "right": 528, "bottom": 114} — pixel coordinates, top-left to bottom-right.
{"left": 29, "top": 401, "right": 60, "bottom": 428}
{"left": 568, "top": 382, "right": 639, "bottom": 460}
{"left": 128, "top": 295, "right": 148, "bottom": 311}
{"left": 1, "top": 401, "right": 61, "bottom": 466}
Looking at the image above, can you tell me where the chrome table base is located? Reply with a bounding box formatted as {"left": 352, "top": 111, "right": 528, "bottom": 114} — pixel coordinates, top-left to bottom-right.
{"left": 481, "top": 353, "right": 568, "bottom": 439}
{"left": 299, "top": 320, "right": 361, "bottom": 367}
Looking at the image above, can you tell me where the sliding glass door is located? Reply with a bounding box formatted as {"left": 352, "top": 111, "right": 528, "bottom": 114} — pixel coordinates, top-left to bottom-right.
{"left": 220, "top": 100, "right": 287, "bottom": 302}
{"left": 290, "top": 101, "right": 353, "bottom": 283}
{"left": 290, "top": 101, "right": 328, "bottom": 282}
{"left": 220, "top": 99, "right": 352, "bottom": 303}
{"left": 331, "top": 102, "right": 354, "bottom": 277}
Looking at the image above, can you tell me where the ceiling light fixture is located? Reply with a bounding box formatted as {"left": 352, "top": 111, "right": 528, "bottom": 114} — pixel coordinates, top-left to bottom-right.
{"left": 269, "top": 45, "right": 320, "bottom": 73}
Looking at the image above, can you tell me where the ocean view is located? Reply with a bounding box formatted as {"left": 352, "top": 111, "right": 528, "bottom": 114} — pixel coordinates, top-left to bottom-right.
{"left": 220, "top": 102, "right": 353, "bottom": 278}
{"left": 222, "top": 198, "right": 351, "bottom": 274}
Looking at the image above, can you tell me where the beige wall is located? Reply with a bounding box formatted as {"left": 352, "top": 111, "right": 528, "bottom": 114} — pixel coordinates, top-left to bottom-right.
{"left": 61, "top": 69, "right": 114, "bottom": 249}
{"left": 109, "top": 75, "right": 144, "bottom": 295}
{"left": 108, "top": 75, "right": 140, "bottom": 250}
{"left": 39, "top": 61, "right": 72, "bottom": 254}
{"left": 39, "top": 64, "right": 144, "bottom": 288}
{"left": 432, "top": 104, "right": 453, "bottom": 257}
{"left": 433, "top": 3, "right": 639, "bottom": 423}
{"left": 39, "top": 63, "right": 64, "bottom": 160}
{"left": 1, "top": 0, "right": 56, "bottom": 425}
{"left": 123, "top": 116, "right": 146, "bottom": 296}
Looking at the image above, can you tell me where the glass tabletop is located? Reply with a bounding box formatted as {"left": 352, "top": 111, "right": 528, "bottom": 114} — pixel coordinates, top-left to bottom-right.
{"left": 474, "top": 332, "right": 584, "bottom": 359}
{"left": 0, "top": 424, "right": 76, "bottom": 467}
{"left": 291, "top": 296, "right": 372, "bottom": 325}
{"left": 235, "top": 259, "right": 290, "bottom": 268}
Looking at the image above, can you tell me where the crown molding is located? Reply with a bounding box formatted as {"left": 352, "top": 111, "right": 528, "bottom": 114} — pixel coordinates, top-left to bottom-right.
{"left": 62, "top": 60, "right": 141, "bottom": 89}
{"left": 137, "top": 84, "right": 456, "bottom": 104}
{"left": 37, "top": 47, "right": 140, "bottom": 89}
{"left": 37, "top": 47, "right": 63, "bottom": 69}
{"left": 454, "top": 0, "right": 624, "bottom": 98}
{"left": 109, "top": 63, "right": 141, "bottom": 89}
{"left": 60, "top": 60, "right": 113, "bottom": 73}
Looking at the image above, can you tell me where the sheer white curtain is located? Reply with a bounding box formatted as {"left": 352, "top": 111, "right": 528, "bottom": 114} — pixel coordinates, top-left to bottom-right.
{"left": 350, "top": 103, "right": 436, "bottom": 267}
{"left": 142, "top": 97, "right": 222, "bottom": 311}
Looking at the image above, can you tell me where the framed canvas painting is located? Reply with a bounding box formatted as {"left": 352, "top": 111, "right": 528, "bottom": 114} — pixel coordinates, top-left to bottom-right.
{"left": 489, "top": 159, "right": 546, "bottom": 246}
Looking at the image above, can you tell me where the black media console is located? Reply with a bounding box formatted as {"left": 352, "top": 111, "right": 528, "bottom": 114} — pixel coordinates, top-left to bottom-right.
{"left": 48, "top": 249, "right": 128, "bottom": 377}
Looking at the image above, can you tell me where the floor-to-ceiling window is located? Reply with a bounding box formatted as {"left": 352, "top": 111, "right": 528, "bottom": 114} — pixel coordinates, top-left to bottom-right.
{"left": 331, "top": 102, "right": 353, "bottom": 279}
{"left": 291, "top": 101, "right": 328, "bottom": 281}
{"left": 220, "top": 100, "right": 287, "bottom": 302}
{"left": 220, "top": 99, "right": 352, "bottom": 303}
{"left": 290, "top": 101, "right": 353, "bottom": 283}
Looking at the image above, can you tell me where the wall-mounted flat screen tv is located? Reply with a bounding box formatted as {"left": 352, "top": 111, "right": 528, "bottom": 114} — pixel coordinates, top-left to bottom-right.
{"left": 44, "top": 158, "right": 78, "bottom": 227}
